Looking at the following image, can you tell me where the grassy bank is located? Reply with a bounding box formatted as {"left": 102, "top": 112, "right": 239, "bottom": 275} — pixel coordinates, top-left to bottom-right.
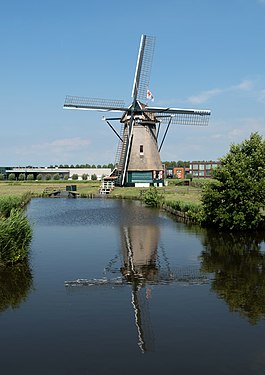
{"left": 0, "top": 180, "right": 101, "bottom": 197}
{"left": 0, "top": 179, "right": 203, "bottom": 204}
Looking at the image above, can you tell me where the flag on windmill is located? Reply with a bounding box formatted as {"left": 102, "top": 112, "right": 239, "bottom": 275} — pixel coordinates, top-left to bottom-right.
{"left": 147, "top": 88, "right": 154, "bottom": 101}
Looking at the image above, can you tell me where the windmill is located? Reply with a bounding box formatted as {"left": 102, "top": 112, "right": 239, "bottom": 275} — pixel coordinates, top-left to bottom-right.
{"left": 64, "top": 35, "right": 211, "bottom": 187}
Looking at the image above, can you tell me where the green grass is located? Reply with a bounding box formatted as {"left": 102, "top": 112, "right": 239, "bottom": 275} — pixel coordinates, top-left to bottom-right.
{"left": 0, "top": 180, "right": 203, "bottom": 204}
{"left": 0, "top": 193, "right": 33, "bottom": 266}
{"left": 0, "top": 180, "right": 101, "bottom": 197}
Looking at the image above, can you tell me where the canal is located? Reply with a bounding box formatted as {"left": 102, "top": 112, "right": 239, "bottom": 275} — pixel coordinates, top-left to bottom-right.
{"left": 1, "top": 198, "right": 265, "bottom": 374}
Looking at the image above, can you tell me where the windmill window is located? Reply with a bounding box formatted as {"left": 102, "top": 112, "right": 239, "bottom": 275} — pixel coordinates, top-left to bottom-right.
{"left": 140, "top": 145, "right": 144, "bottom": 154}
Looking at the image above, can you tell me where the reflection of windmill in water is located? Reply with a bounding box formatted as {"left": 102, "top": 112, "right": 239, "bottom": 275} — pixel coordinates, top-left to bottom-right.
{"left": 64, "top": 35, "right": 211, "bottom": 187}
{"left": 65, "top": 221, "right": 209, "bottom": 353}
{"left": 120, "top": 224, "right": 160, "bottom": 353}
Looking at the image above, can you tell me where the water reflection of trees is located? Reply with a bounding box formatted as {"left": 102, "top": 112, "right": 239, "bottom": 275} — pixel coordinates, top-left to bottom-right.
{"left": 0, "top": 262, "right": 33, "bottom": 312}
{"left": 200, "top": 230, "right": 265, "bottom": 325}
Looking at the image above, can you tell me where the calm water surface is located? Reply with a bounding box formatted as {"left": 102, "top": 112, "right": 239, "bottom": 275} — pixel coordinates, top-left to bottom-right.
{"left": 1, "top": 198, "right": 265, "bottom": 375}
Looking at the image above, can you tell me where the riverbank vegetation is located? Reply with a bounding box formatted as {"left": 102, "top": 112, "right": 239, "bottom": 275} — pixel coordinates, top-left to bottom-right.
{"left": 0, "top": 193, "right": 32, "bottom": 266}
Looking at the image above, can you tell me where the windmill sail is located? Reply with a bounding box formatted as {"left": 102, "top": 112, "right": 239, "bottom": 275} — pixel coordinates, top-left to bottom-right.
{"left": 64, "top": 95, "right": 127, "bottom": 112}
{"left": 131, "top": 35, "right": 156, "bottom": 104}
{"left": 145, "top": 106, "right": 211, "bottom": 126}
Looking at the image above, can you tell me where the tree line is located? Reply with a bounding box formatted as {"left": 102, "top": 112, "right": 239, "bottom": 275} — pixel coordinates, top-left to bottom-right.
{"left": 24, "top": 162, "right": 190, "bottom": 169}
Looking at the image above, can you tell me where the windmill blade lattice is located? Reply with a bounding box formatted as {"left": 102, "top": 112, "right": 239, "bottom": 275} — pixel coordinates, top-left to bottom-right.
{"left": 145, "top": 106, "right": 211, "bottom": 126}
{"left": 131, "top": 35, "right": 156, "bottom": 103}
{"left": 64, "top": 95, "right": 127, "bottom": 112}
{"left": 156, "top": 112, "right": 210, "bottom": 126}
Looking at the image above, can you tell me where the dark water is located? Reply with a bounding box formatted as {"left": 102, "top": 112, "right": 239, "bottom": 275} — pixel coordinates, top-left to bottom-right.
{"left": 1, "top": 198, "right": 265, "bottom": 375}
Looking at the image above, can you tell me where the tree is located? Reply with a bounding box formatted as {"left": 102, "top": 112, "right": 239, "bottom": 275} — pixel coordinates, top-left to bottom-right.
{"left": 0, "top": 174, "right": 4, "bottom": 180}
{"left": 72, "top": 174, "right": 78, "bottom": 180}
{"left": 8, "top": 173, "right": 16, "bottom": 181}
{"left": 53, "top": 173, "right": 60, "bottom": 180}
{"left": 45, "top": 174, "right": 51, "bottom": 181}
{"left": 18, "top": 173, "right": 25, "bottom": 181}
{"left": 202, "top": 133, "right": 265, "bottom": 230}
{"left": 82, "top": 173, "right": 88, "bottom": 180}
{"left": 91, "top": 174, "right": 97, "bottom": 181}
{"left": 36, "top": 174, "right": 43, "bottom": 181}
{"left": 27, "top": 174, "right": 34, "bottom": 181}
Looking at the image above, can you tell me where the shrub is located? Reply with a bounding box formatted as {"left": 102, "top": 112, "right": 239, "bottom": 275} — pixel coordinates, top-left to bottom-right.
{"left": 143, "top": 187, "right": 164, "bottom": 207}
{"left": 82, "top": 173, "right": 88, "bottom": 181}
{"left": 91, "top": 174, "right": 97, "bottom": 181}
{"left": 36, "top": 174, "right": 43, "bottom": 181}
{"left": 0, "top": 174, "right": 4, "bottom": 180}
{"left": 72, "top": 174, "right": 78, "bottom": 180}
{"left": 45, "top": 174, "right": 51, "bottom": 180}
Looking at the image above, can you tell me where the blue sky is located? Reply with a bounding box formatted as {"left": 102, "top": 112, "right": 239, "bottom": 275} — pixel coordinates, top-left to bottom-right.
{"left": 1, "top": 0, "right": 265, "bottom": 166}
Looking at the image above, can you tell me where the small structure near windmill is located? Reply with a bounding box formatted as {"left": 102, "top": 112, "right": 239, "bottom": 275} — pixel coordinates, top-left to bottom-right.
{"left": 64, "top": 35, "right": 211, "bottom": 187}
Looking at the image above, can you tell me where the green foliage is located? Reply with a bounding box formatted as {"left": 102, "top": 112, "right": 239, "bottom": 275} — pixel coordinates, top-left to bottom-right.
{"left": 163, "top": 160, "right": 190, "bottom": 168}
{"left": 143, "top": 187, "right": 164, "bottom": 207}
{"left": 0, "top": 194, "right": 32, "bottom": 265}
{"left": 0, "top": 209, "right": 32, "bottom": 265}
{"left": 18, "top": 173, "right": 25, "bottom": 181}
{"left": 0, "top": 196, "right": 21, "bottom": 217}
{"left": 27, "top": 174, "right": 34, "bottom": 181}
{"left": 91, "top": 174, "right": 97, "bottom": 181}
{"left": 53, "top": 173, "right": 60, "bottom": 180}
{"left": 0, "top": 174, "right": 4, "bottom": 180}
{"left": 36, "top": 174, "right": 43, "bottom": 181}
{"left": 45, "top": 174, "right": 51, "bottom": 180}
{"left": 64, "top": 175, "right": 69, "bottom": 181}
{"left": 72, "top": 174, "right": 78, "bottom": 180}
{"left": 0, "top": 193, "right": 32, "bottom": 218}
{"left": 165, "top": 199, "right": 204, "bottom": 222}
{"left": 82, "top": 173, "right": 88, "bottom": 180}
{"left": 202, "top": 133, "right": 265, "bottom": 230}
{"left": 8, "top": 173, "right": 16, "bottom": 181}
